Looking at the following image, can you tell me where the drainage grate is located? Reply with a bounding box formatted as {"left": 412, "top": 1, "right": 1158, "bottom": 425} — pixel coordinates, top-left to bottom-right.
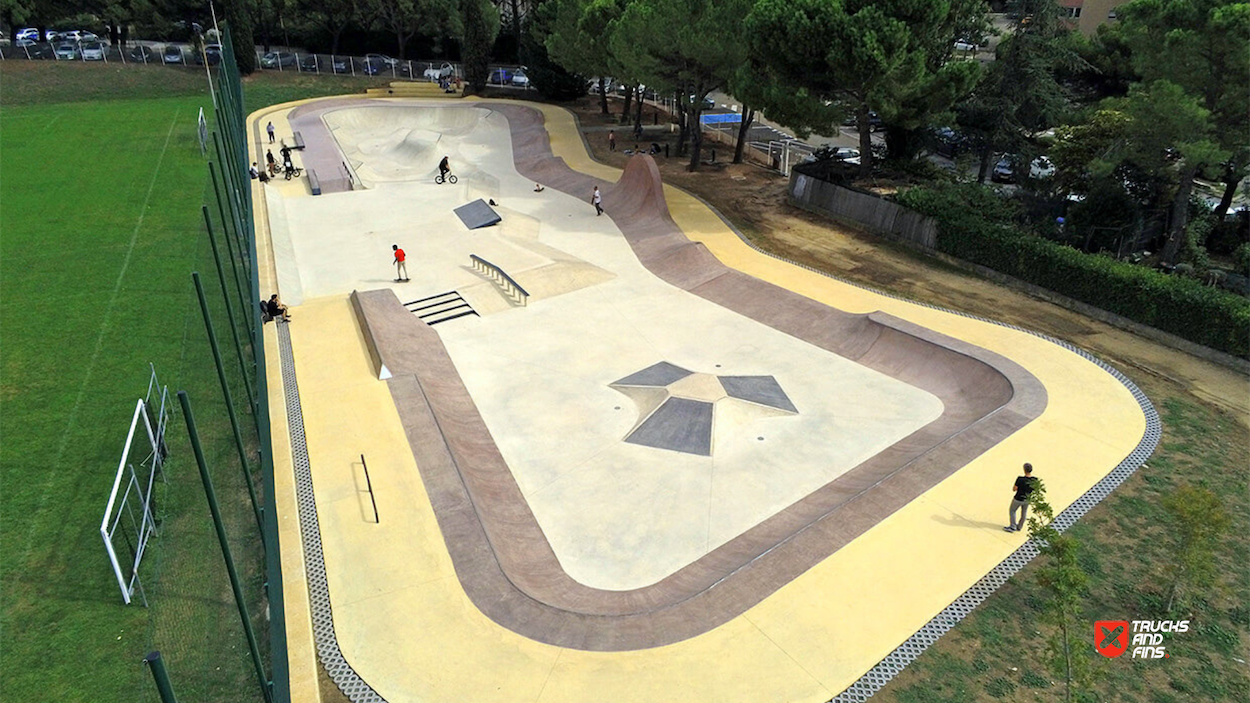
{"left": 278, "top": 322, "right": 387, "bottom": 702}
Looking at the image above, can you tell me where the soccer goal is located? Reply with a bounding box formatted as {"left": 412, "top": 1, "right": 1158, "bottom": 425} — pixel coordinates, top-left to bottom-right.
{"left": 101, "top": 365, "right": 170, "bottom": 606}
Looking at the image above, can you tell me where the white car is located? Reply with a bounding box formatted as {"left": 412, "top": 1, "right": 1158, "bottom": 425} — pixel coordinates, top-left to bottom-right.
{"left": 954, "top": 38, "right": 981, "bottom": 52}
{"left": 17, "top": 28, "right": 40, "bottom": 43}
{"left": 423, "top": 62, "right": 453, "bottom": 80}
{"left": 1030, "top": 155, "right": 1056, "bottom": 179}
{"left": 511, "top": 69, "right": 530, "bottom": 87}
{"left": 80, "top": 42, "right": 107, "bottom": 61}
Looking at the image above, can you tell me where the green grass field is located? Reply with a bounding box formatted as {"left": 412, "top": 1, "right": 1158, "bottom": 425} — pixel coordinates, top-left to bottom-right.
{"left": 0, "top": 61, "right": 403, "bottom": 702}
{"left": 0, "top": 79, "right": 260, "bottom": 702}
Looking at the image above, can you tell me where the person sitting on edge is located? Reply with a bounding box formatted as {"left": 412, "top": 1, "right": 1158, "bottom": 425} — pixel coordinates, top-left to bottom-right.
{"left": 438, "top": 155, "right": 450, "bottom": 180}
{"left": 533, "top": 183, "right": 545, "bottom": 192}
{"left": 266, "top": 294, "right": 291, "bottom": 321}
{"left": 249, "top": 162, "right": 259, "bottom": 179}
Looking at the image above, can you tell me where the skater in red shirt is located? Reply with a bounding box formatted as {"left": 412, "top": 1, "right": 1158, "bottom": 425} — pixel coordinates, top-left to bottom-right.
{"left": 392, "top": 244, "right": 409, "bottom": 282}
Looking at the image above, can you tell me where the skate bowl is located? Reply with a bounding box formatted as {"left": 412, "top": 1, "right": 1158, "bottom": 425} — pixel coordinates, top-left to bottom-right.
{"left": 321, "top": 104, "right": 492, "bottom": 188}
{"left": 280, "top": 99, "right": 1049, "bottom": 650}
{"left": 254, "top": 97, "right": 1153, "bottom": 702}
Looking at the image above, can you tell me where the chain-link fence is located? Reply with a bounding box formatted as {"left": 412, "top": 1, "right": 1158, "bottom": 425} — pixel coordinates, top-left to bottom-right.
{"left": 0, "top": 38, "right": 535, "bottom": 91}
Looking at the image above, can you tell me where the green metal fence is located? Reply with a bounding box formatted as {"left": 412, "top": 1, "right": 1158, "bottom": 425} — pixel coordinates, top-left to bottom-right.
{"left": 141, "top": 26, "right": 289, "bottom": 703}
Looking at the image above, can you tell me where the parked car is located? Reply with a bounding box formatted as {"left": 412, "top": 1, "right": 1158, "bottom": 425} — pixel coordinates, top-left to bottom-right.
{"left": 954, "top": 37, "right": 982, "bottom": 52}
{"left": 488, "top": 67, "right": 512, "bottom": 84}
{"left": 130, "top": 45, "right": 156, "bottom": 62}
{"left": 260, "top": 51, "right": 295, "bottom": 68}
{"left": 17, "top": 28, "right": 40, "bottom": 42}
{"left": 54, "top": 42, "right": 79, "bottom": 60}
{"left": 15, "top": 37, "right": 39, "bottom": 50}
{"left": 802, "top": 145, "right": 860, "bottom": 165}
{"left": 202, "top": 44, "right": 222, "bottom": 65}
{"left": 44, "top": 29, "right": 61, "bottom": 41}
{"left": 991, "top": 156, "right": 1016, "bottom": 183}
{"left": 362, "top": 56, "right": 388, "bottom": 75}
{"left": 80, "top": 42, "right": 106, "bottom": 61}
{"left": 992, "top": 155, "right": 1055, "bottom": 183}
{"left": 331, "top": 56, "right": 351, "bottom": 73}
{"left": 1030, "top": 155, "right": 1056, "bottom": 179}
{"left": 365, "top": 53, "right": 399, "bottom": 68}
{"left": 841, "top": 110, "right": 882, "bottom": 132}
{"left": 424, "top": 61, "right": 454, "bottom": 80}
{"left": 299, "top": 54, "right": 320, "bottom": 72}
{"left": 930, "top": 127, "right": 967, "bottom": 158}
{"left": 685, "top": 94, "right": 715, "bottom": 110}
{"left": 162, "top": 45, "right": 184, "bottom": 64}
{"left": 511, "top": 68, "right": 529, "bottom": 87}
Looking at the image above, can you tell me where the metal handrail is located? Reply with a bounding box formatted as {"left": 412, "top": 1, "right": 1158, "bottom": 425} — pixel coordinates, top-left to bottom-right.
{"left": 470, "top": 254, "right": 529, "bottom": 306}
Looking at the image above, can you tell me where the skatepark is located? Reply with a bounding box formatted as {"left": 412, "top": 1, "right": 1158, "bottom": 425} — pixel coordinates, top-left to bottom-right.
{"left": 249, "top": 96, "right": 1152, "bottom": 702}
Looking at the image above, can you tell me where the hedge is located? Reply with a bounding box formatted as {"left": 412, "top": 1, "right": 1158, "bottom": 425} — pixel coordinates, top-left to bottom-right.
{"left": 896, "top": 183, "right": 1250, "bottom": 359}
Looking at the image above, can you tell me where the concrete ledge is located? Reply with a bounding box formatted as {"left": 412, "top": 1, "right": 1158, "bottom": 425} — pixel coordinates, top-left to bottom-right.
{"left": 349, "top": 289, "right": 394, "bottom": 380}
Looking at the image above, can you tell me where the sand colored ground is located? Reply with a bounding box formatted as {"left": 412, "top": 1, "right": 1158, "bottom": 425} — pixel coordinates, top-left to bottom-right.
{"left": 249, "top": 96, "right": 1150, "bottom": 702}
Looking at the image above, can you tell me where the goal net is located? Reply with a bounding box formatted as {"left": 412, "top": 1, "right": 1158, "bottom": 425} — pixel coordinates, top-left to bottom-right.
{"left": 101, "top": 366, "right": 170, "bottom": 605}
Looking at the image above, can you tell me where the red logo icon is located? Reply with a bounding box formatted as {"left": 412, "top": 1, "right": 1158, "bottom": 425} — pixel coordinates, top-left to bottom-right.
{"left": 1095, "top": 620, "right": 1129, "bottom": 658}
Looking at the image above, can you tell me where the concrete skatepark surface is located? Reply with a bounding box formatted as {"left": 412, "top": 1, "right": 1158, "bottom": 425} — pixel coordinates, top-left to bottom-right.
{"left": 251, "top": 96, "right": 1151, "bottom": 702}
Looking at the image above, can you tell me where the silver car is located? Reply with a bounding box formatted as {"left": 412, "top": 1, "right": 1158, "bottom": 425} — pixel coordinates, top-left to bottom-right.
{"left": 54, "top": 42, "right": 79, "bottom": 60}
{"left": 81, "top": 42, "right": 106, "bottom": 61}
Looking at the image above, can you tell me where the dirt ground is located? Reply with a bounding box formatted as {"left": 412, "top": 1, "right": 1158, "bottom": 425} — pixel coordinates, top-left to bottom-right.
{"left": 564, "top": 95, "right": 1250, "bottom": 426}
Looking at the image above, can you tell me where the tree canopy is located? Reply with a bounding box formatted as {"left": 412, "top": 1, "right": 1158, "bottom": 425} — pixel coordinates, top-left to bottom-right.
{"left": 610, "top": 0, "right": 753, "bottom": 170}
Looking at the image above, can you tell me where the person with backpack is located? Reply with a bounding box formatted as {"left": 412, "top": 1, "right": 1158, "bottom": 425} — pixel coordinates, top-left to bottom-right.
{"left": 1004, "top": 463, "right": 1037, "bottom": 532}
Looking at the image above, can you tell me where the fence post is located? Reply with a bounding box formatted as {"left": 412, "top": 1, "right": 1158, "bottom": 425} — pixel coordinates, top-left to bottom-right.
{"left": 177, "top": 391, "right": 274, "bottom": 703}
{"left": 191, "top": 272, "right": 265, "bottom": 543}
{"left": 201, "top": 205, "right": 259, "bottom": 418}
{"left": 144, "top": 651, "right": 180, "bottom": 703}
{"left": 212, "top": 131, "right": 251, "bottom": 274}
{"left": 209, "top": 162, "right": 256, "bottom": 332}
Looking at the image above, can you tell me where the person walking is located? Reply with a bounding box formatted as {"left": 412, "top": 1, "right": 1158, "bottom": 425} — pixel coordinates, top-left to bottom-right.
{"left": 608, "top": 130, "right": 616, "bottom": 152}
{"left": 1004, "top": 463, "right": 1037, "bottom": 532}
{"left": 267, "top": 121, "right": 276, "bottom": 143}
{"left": 392, "top": 244, "right": 409, "bottom": 282}
{"left": 591, "top": 185, "right": 603, "bottom": 216}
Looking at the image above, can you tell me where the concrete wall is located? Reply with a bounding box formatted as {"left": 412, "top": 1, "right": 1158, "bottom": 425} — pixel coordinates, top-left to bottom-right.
{"left": 787, "top": 170, "right": 938, "bottom": 250}
{"left": 1060, "top": 0, "right": 1126, "bottom": 36}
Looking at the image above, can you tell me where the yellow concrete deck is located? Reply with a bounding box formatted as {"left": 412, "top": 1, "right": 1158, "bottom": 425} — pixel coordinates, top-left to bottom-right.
{"left": 249, "top": 96, "right": 1147, "bottom": 702}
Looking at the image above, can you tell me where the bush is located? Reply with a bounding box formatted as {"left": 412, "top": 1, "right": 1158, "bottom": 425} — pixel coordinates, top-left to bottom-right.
{"left": 897, "top": 184, "right": 1250, "bottom": 358}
